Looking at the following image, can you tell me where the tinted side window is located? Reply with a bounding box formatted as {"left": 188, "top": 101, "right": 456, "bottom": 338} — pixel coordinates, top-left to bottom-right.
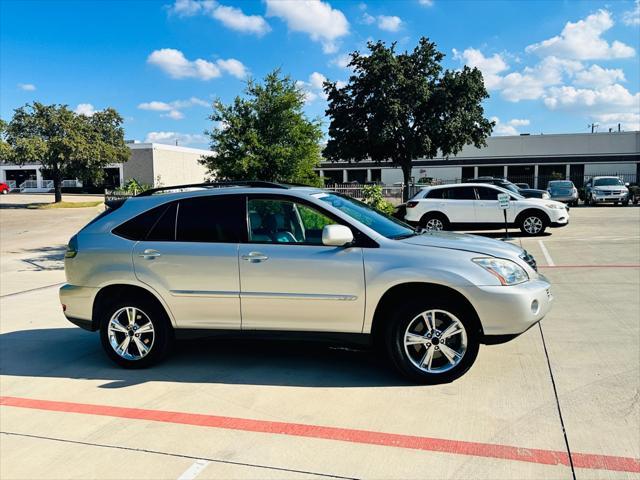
{"left": 476, "top": 187, "right": 500, "bottom": 200}
{"left": 426, "top": 189, "right": 445, "bottom": 199}
{"left": 449, "top": 186, "right": 476, "bottom": 200}
{"left": 112, "top": 204, "right": 169, "bottom": 241}
{"left": 147, "top": 202, "right": 177, "bottom": 241}
{"left": 176, "top": 195, "right": 244, "bottom": 243}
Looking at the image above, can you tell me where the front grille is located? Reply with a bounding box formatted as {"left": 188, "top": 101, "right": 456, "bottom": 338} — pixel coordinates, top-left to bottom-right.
{"left": 520, "top": 250, "right": 538, "bottom": 272}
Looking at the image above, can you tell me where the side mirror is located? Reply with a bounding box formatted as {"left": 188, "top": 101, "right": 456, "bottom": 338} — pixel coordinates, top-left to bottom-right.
{"left": 322, "top": 224, "right": 354, "bottom": 247}
{"left": 625, "top": 182, "right": 630, "bottom": 187}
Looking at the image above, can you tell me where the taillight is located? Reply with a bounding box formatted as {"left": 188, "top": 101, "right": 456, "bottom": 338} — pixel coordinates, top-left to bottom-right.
{"left": 65, "top": 235, "right": 78, "bottom": 258}
{"left": 406, "top": 201, "right": 419, "bottom": 208}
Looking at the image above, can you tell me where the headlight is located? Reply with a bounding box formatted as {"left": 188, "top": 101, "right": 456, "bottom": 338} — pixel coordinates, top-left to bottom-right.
{"left": 545, "top": 203, "right": 565, "bottom": 209}
{"left": 542, "top": 192, "right": 550, "bottom": 199}
{"left": 594, "top": 189, "right": 604, "bottom": 195}
{"left": 472, "top": 258, "right": 529, "bottom": 285}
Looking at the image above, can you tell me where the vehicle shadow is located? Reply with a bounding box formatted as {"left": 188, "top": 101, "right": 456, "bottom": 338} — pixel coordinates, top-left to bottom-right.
{"left": 0, "top": 327, "right": 410, "bottom": 388}
{"left": 14, "top": 246, "right": 66, "bottom": 271}
{"left": 462, "top": 231, "right": 551, "bottom": 239}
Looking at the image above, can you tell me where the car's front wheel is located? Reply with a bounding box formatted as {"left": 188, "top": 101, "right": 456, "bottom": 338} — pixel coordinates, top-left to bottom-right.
{"left": 519, "top": 212, "right": 547, "bottom": 236}
{"left": 99, "top": 297, "right": 173, "bottom": 368}
{"left": 385, "top": 300, "right": 480, "bottom": 384}
{"left": 419, "top": 212, "right": 449, "bottom": 232}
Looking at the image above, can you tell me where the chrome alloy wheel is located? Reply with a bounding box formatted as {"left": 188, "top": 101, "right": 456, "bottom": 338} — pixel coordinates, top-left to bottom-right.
{"left": 523, "top": 216, "right": 543, "bottom": 235}
{"left": 425, "top": 218, "right": 444, "bottom": 231}
{"left": 107, "top": 307, "right": 155, "bottom": 361}
{"left": 403, "top": 309, "right": 468, "bottom": 374}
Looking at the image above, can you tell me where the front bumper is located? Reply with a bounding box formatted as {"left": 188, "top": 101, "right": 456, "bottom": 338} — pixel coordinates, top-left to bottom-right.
{"left": 550, "top": 195, "right": 578, "bottom": 203}
{"left": 592, "top": 194, "right": 628, "bottom": 203}
{"left": 466, "top": 276, "right": 553, "bottom": 338}
{"left": 59, "top": 284, "right": 98, "bottom": 331}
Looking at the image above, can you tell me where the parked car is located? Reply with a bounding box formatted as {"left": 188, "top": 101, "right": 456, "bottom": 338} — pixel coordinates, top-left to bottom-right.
{"left": 514, "top": 183, "right": 530, "bottom": 189}
{"left": 547, "top": 180, "right": 579, "bottom": 206}
{"left": 464, "top": 177, "right": 550, "bottom": 199}
{"left": 0, "top": 182, "right": 10, "bottom": 194}
{"left": 584, "top": 176, "right": 630, "bottom": 206}
{"left": 60, "top": 181, "right": 553, "bottom": 384}
{"left": 404, "top": 183, "right": 569, "bottom": 236}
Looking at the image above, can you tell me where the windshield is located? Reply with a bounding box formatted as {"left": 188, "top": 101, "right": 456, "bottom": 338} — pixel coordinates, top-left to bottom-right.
{"left": 313, "top": 192, "right": 415, "bottom": 239}
{"left": 594, "top": 178, "right": 623, "bottom": 186}
{"left": 502, "top": 182, "right": 521, "bottom": 194}
{"left": 549, "top": 181, "right": 573, "bottom": 188}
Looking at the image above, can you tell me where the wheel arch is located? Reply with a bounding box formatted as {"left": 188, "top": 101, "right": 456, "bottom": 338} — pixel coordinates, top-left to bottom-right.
{"left": 92, "top": 283, "right": 175, "bottom": 331}
{"left": 515, "top": 208, "right": 550, "bottom": 225}
{"left": 370, "top": 282, "right": 483, "bottom": 347}
{"left": 419, "top": 211, "right": 450, "bottom": 226}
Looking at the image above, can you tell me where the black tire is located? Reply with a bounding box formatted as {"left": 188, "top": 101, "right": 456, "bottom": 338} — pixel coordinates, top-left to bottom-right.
{"left": 622, "top": 200, "right": 629, "bottom": 206}
{"left": 99, "top": 296, "right": 173, "bottom": 368}
{"left": 519, "top": 212, "right": 547, "bottom": 236}
{"left": 614, "top": 201, "right": 619, "bottom": 206}
{"left": 384, "top": 299, "right": 480, "bottom": 384}
{"left": 419, "top": 212, "right": 449, "bottom": 232}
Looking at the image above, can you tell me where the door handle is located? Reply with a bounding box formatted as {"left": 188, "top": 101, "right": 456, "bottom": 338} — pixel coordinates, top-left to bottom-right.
{"left": 241, "top": 251, "right": 269, "bottom": 263}
{"left": 139, "top": 249, "right": 161, "bottom": 259}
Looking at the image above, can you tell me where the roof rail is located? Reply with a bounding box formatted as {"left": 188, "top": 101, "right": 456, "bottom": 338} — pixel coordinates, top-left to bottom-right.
{"left": 135, "top": 181, "right": 288, "bottom": 197}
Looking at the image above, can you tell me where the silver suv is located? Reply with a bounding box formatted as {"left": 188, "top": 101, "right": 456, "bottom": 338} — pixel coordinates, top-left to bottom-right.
{"left": 60, "top": 182, "right": 553, "bottom": 383}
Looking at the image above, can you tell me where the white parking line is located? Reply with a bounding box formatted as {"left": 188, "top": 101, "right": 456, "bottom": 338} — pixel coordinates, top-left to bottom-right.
{"left": 538, "top": 240, "right": 555, "bottom": 267}
{"left": 177, "top": 459, "right": 210, "bottom": 480}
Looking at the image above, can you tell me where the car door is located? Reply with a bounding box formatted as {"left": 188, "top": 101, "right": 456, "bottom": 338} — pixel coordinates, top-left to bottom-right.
{"left": 132, "top": 194, "right": 244, "bottom": 329}
{"left": 239, "top": 195, "right": 366, "bottom": 333}
{"left": 441, "top": 186, "right": 477, "bottom": 224}
{"left": 474, "top": 186, "right": 517, "bottom": 224}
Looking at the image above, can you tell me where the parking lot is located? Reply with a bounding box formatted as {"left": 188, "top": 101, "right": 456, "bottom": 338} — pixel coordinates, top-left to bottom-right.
{"left": 1, "top": 194, "right": 638, "bottom": 479}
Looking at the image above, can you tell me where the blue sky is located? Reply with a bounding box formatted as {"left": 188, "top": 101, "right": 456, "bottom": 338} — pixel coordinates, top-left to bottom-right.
{"left": 1, "top": 0, "right": 639, "bottom": 149}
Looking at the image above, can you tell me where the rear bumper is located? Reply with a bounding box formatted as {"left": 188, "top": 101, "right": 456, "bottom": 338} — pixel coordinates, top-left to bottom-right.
{"left": 466, "top": 276, "right": 554, "bottom": 338}
{"left": 59, "top": 284, "right": 98, "bottom": 331}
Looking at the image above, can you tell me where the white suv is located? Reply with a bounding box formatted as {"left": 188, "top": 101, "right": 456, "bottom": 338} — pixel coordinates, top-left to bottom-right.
{"left": 404, "top": 183, "right": 569, "bottom": 236}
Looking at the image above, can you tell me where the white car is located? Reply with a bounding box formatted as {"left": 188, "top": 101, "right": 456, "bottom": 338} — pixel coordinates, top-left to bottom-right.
{"left": 404, "top": 183, "right": 569, "bottom": 236}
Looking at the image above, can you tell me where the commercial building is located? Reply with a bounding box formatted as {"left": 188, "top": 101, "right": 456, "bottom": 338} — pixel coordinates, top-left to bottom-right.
{"left": 0, "top": 142, "right": 211, "bottom": 192}
{"left": 318, "top": 131, "right": 640, "bottom": 188}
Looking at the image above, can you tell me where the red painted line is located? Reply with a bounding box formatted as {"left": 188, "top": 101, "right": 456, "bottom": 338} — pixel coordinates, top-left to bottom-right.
{"left": 1, "top": 396, "right": 639, "bottom": 473}
{"left": 540, "top": 264, "right": 640, "bottom": 268}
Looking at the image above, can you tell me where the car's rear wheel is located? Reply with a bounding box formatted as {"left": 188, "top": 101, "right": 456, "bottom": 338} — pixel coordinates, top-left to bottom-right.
{"left": 419, "top": 213, "right": 449, "bottom": 232}
{"left": 385, "top": 300, "right": 480, "bottom": 384}
{"left": 519, "top": 213, "right": 547, "bottom": 236}
{"left": 99, "top": 297, "right": 173, "bottom": 368}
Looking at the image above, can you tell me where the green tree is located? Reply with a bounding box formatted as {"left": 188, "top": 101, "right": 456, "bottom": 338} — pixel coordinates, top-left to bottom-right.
{"left": 0, "top": 119, "right": 11, "bottom": 163}
{"left": 324, "top": 38, "right": 494, "bottom": 200}
{"left": 5, "top": 102, "right": 129, "bottom": 202}
{"left": 201, "top": 69, "right": 323, "bottom": 186}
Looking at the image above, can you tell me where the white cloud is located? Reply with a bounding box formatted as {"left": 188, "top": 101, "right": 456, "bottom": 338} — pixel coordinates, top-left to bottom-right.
{"left": 145, "top": 131, "right": 208, "bottom": 146}
{"left": 330, "top": 53, "right": 351, "bottom": 68}
{"left": 215, "top": 58, "right": 248, "bottom": 78}
{"left": 162, "top": 110, "right": 185, "bottom": 120}
{"left": 573, "top": 64, "right": 626, "bottom": 88}
{"left": 211, "top": 4, "right": 271, "bottom": 36}
{"left": 265, "top": 0, "right": 349, "bottom": 54}
{"left": 543, "top": 84, "right": 640, "bottom": 112}
{"left": 418, "top": 0, "right": 434, "bottom": 6}
{"left": 526, "top": 10, "right": 635, "bottom": 60}
{"left": 138, "top": 97, "right": 209, "bottom": 120}
{"left": 361, "top": 12, "right": 375, "bottom": 25}
{"left": 377, "top": 15, "right": 402, "bottom": 32}
{"left": 592, "top": 112, "right": 639, "bottom": 131}
{"left": 17, "top": 83, "right": 36, "bottom": 91}
{"left": 452, "top": 48, "right": 509, "bottom": 90}
{"left": 168, "top": 0, "right": 270, "bottom": 35}
{"left": 623, "top": 0, "right": 640, "bottom": 26}
{"left": 297, "top": 72, "right": 329, "bottom": 103}
{"left": 491, "top": 117, "right": 531, "bottom": 136}
{"left": 147, "top": 48, "right": 247, "bottom": 80}
{"left": 74, "top": 103, "right": 97, "bottom": 116}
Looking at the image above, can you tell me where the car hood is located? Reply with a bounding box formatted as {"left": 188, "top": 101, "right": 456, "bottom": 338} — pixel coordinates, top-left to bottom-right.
{"left": 399, "top": 231, "right": 524, "bottom": 258}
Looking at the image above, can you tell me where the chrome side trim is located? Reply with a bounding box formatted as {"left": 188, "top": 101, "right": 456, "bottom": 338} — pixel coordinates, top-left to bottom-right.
{"left": 170, "top": 290, "right": 239, "bottom": 298}
{"left": 240, "top": 292, "right": 358, "bottom": 301}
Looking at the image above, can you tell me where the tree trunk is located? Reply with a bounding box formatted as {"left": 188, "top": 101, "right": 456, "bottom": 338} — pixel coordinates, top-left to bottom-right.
{"left": 401, "top": 163, "right": 412, "bottom": 201}
{"left": 53, "top": 178, "right": 62, "bottom": 203}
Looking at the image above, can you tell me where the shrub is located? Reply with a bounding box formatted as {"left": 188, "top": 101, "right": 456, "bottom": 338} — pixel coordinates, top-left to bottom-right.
{"left": 361, "top": 184, "right": 396, "bottom": 216}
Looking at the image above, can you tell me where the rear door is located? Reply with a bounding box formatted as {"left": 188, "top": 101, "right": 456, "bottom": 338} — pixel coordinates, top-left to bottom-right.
{"left": 474, "top": 186, "right": 516, "bottom": 224}
{"left": 131, "top": 195, "right": 244, "bottom": 329}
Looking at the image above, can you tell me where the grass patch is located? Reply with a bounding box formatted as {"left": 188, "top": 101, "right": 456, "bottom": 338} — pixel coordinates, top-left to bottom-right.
{"left": 30, "top": 201, "right": 104, "bottom": 209}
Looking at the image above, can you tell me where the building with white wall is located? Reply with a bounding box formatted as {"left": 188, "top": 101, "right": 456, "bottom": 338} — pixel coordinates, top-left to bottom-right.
{"left": 0, "top": 142, "right": 211, "bottom": 192}
{"left": 319, "top": 131, "right": 640, "bottom": 188}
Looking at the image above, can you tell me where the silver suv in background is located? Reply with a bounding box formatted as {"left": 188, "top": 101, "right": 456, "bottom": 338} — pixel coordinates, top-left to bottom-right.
{"left": 60, "top": 182, "right": 553, "bottom": 384}
{"left": 547, "top": 180, "right": 579, "bottom": 206}
{"left": 584, "top": 176, "right": 630, "bottom": 206}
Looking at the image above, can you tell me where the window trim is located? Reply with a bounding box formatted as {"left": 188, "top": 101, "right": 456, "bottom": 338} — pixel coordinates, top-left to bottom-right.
{"left": 245, "top": 193, "right": 378, "bottom": 248}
